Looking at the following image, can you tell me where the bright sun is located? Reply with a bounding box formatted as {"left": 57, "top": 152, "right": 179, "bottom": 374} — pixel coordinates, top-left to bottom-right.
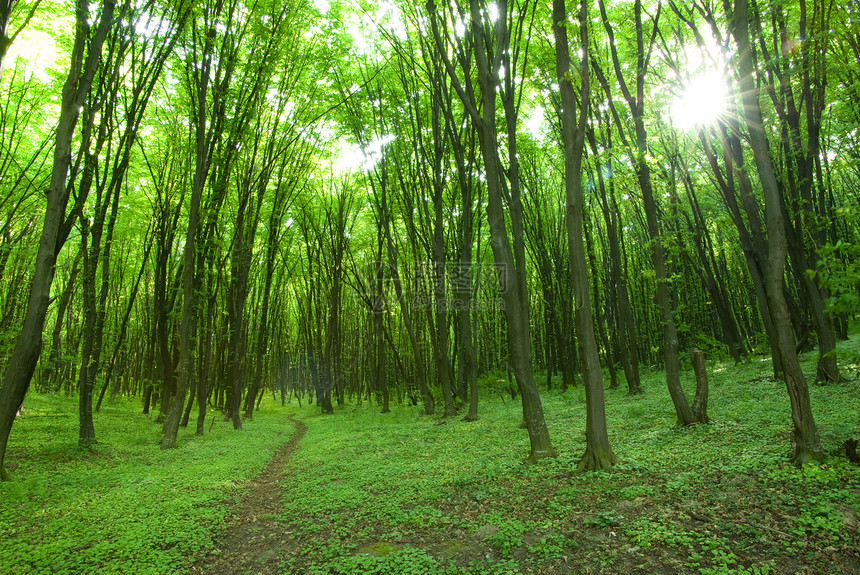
{"left": 670, "top": 70, "right": 729, "bottom": 131}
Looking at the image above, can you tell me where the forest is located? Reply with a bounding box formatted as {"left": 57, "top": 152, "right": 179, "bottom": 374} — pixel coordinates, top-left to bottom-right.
{"left": 0, "top": 0, "right": 858, "bottom": 573}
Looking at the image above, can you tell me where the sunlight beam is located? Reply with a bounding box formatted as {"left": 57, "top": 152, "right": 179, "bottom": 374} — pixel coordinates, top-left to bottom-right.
{"left": 670, "top": 70, "right": 729, "bottom": 131}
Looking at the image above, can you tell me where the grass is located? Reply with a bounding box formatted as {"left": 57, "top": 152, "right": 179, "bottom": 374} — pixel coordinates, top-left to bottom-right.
{"left": 0, "top": 339, "right": 858, "bottom": 574}
{"left": 0, "top": 395, "right": 299, "bottom": 574}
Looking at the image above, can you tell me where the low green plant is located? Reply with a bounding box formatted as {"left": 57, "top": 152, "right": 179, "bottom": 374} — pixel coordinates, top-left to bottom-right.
{"left": 585, "top": 510, "right": 624, "bottom": 528}
{"left": 526, "top": 533, "right": 566, "bottom": 560}
{"left": 4, "top": 331, "right": 860, "bottom": 575}
{"left": 0, "top": 394, "right": 300, "bottom": 574}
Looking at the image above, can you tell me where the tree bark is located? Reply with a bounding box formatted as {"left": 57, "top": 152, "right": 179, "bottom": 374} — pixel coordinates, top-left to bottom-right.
{"left": 0, "top": 0, "right": 116, "bottom": 479}
{"left": 554, "top": 0, "right": 616, "bottom": 472}
{"left": 730, "top": 0, "right": 823, "bottom": 465}
{"left": 690, "top": 348, "right": 709, "bottom": 424}
{"left": 596, "top": 0, "right": 697, "bottom": 425}
{"left": 427, "top": 0, "right": 555, "bottom": 461}
{"left": 41, "top": 250, "right": 81, "bottom": 391}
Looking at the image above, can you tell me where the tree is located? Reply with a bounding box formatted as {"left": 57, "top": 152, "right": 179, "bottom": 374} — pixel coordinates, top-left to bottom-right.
{"left": 0, "top": 0, "right": 117, "bottom": 480}
{"left": 729, "top": 0, "right": 824, "bottom": 465}
{"left": 594, "top": 0, "right": 701, "bottom": 426}
{"left": 750, "top": 0, "right": 840, "bottom": 383}
{"left": 427, "top": 0, "right": 556, "bottom": 462}
{"left": 552, "top": 0, "right": 616, "bottom": 471}
{"left": 162, "top": 0, "right": 246, "bottom": 448}
{"left": 0, "top": 0, "right": 42, "bottom": 80}
{"left": 75, "top": 0, "right": 189, "bottom": 446}
{"left": 585, "top": 119, "right": 642, "bottom": 394}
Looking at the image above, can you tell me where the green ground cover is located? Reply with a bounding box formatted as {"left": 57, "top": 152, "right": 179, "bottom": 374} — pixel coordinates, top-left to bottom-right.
{"left": 0, "top": 397, "right": 298, "bottom": 574}
{"left": 278, "top": 350, "right": 860, "bottom": 574}
{"left": 1, "top": 341, "right": 859, "bottom": 575}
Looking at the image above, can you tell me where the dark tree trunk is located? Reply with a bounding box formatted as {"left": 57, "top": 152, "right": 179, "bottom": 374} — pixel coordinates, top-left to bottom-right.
{"left": 690, "top": 349, "right": 709, "bottom": 424}
{"left": 96, "top": 225, "right": 152, "bottom": 411}
{"left": 731, "top": 0, "right": 823, "bottom": 465}
{"left": 588, "top": 125, "right": 643, "bottom": 395}
{"left": 375, "top": 258, "right": 389, "bottom": 414}
{"left": 0, "top": 0, "right": 115, "bottom": 479}
{"left": 597, "top": 0, "right": 697, "bottom": 424}
{"left": 554, "top": 0, "right": 616, "bottom": 471}
{"left": 428, "top": 0, "right": 555, "bottom": 462}
{"left": 42, "top": 250, "right": 81, "bottom": 391}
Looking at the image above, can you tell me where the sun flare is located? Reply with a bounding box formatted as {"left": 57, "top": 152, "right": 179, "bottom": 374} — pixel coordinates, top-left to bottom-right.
{"left": 670, "top": 69, "right": 729, "bottom": 131}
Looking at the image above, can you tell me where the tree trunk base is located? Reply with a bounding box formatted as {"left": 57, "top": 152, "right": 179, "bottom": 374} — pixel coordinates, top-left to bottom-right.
{"left": 791, "top": 446, "right": 825, "bottom": 466}
{"left": 576, "top": 446, "right": 617, "bottom": 472}
{"left": 790, "top": 432, "right": 825, "bottom": 466}
{"left": 0, "top": 453, "right": 10, "bottom": 481}
{"left": 462, "top": 414, "right": 479, "bottom": 422}
{"left": 815, "top": 357, "right": 841, "bottom": 384}
{"left": 525, "top": 446, "right": 557, "bottom": 464}
{"left": 844, "top": 439, "right": 859, "bottom": 464}
{"left": 675, "top": 416, "right": 701, "bottom": 427}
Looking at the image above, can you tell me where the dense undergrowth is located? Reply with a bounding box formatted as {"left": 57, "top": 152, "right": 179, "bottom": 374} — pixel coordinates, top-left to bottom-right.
{"left": 1, "top": 340, "right": 859, "bottom": 574}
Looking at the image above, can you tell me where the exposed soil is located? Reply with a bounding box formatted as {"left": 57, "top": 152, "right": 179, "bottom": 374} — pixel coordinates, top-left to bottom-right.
{"left": 190, "top": 417, "right": 307, "bottom": 575}
{"left": 185, "top": 410, "right": 860, "bottom": 574}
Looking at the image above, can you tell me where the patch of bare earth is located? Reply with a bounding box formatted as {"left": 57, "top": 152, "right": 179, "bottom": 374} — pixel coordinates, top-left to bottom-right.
{"left": 190, "top": 417, "right": 307, "bottom": 575}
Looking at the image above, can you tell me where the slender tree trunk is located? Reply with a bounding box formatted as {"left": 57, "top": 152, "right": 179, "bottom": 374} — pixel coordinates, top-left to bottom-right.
{"left": 554, "top": 0, "right": 616, "bottom": 471}
{"left": 96, "top": 226, "right": 152, "bottom": 411}
{"left": 77, "top": 216, "right": 98, "bottom": 445}
{"left": 375, "top": 258, "right": 389, "bottom": 414}
{"left": 731, "top": 0, "right": 823, "bottom": 465}
{"left": 597, "top": 0, "right": 697, "bottom": 425}
{"left": 42, "top": 251, "right": 81, "bottom": 390}
{"left": 465, "top": 1, "right": 555, "bottom": 462}
{"left": 196, "top": 268, "right": 217, "bottom": 435}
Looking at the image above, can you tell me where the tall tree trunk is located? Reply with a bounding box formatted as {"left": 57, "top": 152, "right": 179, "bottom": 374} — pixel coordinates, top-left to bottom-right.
{"left": 42, "top": 250, "right": 81, "bottom": 390}
{"left": 731, "top": 0, "right": 823, "bottom": 465}
{"left": 596, "top": 0, "right": 697, "bottom": 425}
{"left": 554, "top": 0, "right": 615, "bottom": 471}
{"left": 374, "top": 257, "right": 390, "bottom": 414}
{"left": 588, "top": 121, "right": 642, "bottom": 394}
{"left": 0, "top": 0, "right": 115, "bottom": 480}
{"left": 161, "top": 9, "right": 217, "bottom": 448}
{"left": 96, "top": 225, "right": 153, "bottom": 411}
{"left": 427, "top": 0, "right": 555, "bottom": 461}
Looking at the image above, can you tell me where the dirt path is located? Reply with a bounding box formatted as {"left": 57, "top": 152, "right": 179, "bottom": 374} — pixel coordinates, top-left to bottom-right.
{"left": 190, "top": 417, "right": 307, "bottom": 575}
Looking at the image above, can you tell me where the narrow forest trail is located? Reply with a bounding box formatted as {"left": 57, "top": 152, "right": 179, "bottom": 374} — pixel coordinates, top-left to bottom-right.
{"left": 191, "top": 416, "right": 308, "bottom": 575}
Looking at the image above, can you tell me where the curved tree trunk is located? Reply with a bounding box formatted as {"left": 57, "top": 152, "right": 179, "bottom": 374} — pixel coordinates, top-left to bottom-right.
{"left": 430, "top": 0, "right": 556, "bottom": 462}
{"left": 731, "top": 0, "right": 823, "bottom": 465}
{"left": 596, "top": 0, "right": 697, "bottom": 425}
{"left": 0, "top": 0, "right": 116, "bottom": 479}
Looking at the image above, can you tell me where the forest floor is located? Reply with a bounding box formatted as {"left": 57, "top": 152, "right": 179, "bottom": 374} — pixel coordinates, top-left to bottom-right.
{"left": 267, "top": 368, "right": 860, "bottom": 575}
{"left": 189, "top": 417, "right": 307, "bottom": 575}
{"left": 1, "top": 341, "right": 860, "bottom": 574}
